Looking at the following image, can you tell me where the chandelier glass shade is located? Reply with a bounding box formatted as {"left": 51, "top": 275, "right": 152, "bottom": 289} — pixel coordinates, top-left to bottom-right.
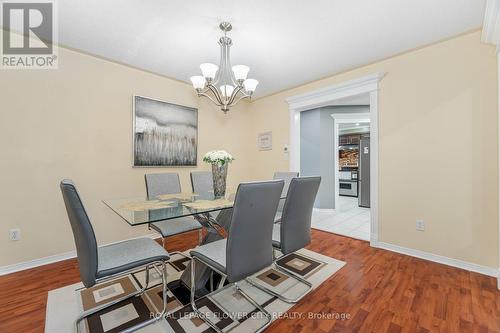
{"left": 190, "top": 22, "right": 258, "bottom": 113}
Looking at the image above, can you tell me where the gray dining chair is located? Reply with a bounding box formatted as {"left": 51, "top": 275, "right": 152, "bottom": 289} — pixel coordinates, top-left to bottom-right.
{"left": 145, "top": 173, "right": 203, "bottom": 249}
{"left": 273, "top": 171, "right": 299, "bottom": 221}
{"left": 246, "top": 176, "right": 321, "bottom": 303}
{"left": 190, "top": 171, "right": 213, "bottom": 194}
{"left": 189, "top": 180, "right": 284, "bottom": 333}
{"left": 60, "top": 180, "right": 170, "bottom": 333}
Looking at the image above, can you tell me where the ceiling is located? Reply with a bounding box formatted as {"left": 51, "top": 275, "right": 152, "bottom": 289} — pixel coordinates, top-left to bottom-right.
{"left": 53, "top": 0, "right": 485, "bottom": 98}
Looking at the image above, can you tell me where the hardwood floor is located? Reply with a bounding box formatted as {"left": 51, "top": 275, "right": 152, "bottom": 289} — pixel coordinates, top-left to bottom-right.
{"left": 0, "top": 229, "right": 498, "bottom": 333}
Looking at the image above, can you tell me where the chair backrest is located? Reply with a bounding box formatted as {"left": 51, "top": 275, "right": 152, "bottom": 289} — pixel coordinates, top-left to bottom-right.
{"left": 273, "top": 171, "right": 299, "bottom": 197}
{"left": 280, "top": 177, "right": 321, "bottom": 254}
{"left": 226, "top": 180, "right": 284, "bottom": 283}
{"left": 60, "top": 180, "right": 98, "bottom": 288}
{"left": 273, "top": 171, "right": 299, "bottom": 212}
{"left": 145, "top": 173, "right": 181, "bottom": 199}
{"left": 190, "top": 171, "right": 213, "bottom": 194}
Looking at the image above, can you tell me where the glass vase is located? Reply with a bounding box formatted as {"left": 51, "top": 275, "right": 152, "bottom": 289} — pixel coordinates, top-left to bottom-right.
{"left": 212, "top": 163, "right": 228, "bottom": 198}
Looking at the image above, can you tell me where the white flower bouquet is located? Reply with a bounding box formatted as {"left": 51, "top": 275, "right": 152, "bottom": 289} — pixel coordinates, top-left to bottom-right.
{"left": 203, "top": 150, "right": 235, "bottom": 165}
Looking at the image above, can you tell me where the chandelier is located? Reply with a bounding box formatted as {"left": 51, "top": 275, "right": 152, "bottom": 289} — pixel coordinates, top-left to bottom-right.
{"left": 190, "top": 22, "right": 258, "bottom": 113}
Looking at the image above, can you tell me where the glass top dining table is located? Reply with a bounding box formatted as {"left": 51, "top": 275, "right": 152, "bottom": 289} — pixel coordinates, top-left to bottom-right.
{"left": 103, "top": 189, "right": 286, "bottom": 290}
{"left": 103, "top": 191, "right": 235, "bottom": 226}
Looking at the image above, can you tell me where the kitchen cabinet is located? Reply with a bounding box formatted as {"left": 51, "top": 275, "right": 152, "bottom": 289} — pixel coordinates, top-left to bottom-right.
{"left": 339, "top": 134, "right": 360, "bottom": 145}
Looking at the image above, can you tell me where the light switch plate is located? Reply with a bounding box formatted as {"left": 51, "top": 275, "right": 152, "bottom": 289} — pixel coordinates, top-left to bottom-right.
{"left": 416, "top": 220, "right": 425, "bottom": 231}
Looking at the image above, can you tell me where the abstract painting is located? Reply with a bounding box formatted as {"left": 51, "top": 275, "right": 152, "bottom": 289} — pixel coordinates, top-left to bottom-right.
{"left": 133, "top": 96, "right": 197, "bottom": 166}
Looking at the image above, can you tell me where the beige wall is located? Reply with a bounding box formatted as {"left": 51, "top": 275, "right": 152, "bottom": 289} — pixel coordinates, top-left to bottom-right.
{"left": 249, "top": 30, "right": 499, "bottom": 268}
{"left": 1, "top": 30, "right": 498, "bottom": 271}
{"left": 0, "top": 46, "right": 255, "bottom": 266}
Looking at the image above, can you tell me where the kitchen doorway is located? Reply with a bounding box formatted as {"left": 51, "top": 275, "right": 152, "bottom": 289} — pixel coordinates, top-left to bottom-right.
{"left": 311, "top": 113, "right": 371, "bottom": 241}
{"left": 288, "top": 72, "right": 384, "bottom": 246}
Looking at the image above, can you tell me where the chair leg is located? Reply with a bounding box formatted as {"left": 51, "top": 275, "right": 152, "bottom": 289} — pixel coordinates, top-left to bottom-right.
{"left": 118, "top": 261, "right": 169, "bottom": 333}
{"left": 190, "top": 257, "right": 272, "bottom": 333}
{"left": 209, "top": 270, "right": 214, "bottom": 292}
{"left": 190, "top": 257, "right": 223, "bottom": 333}
{"left": 245, "top": 260, "right": 313, "bottom": 304}
{"left": 75, "top": 262, "right": 167, "bottom": 333}
{"left": 274, "top": 262, "right": 313, "bottom": 290}
{"left": 272, "top": 248, "right": 278, "bottom": 261}
{"left": 234, "top": 282, "right": 272, "bottom": 333}
{"left": 217, "top": 275, "right": 226, "bottom": 290}
{"left": 158, "top": 261, "right": 168, "bottom": 317}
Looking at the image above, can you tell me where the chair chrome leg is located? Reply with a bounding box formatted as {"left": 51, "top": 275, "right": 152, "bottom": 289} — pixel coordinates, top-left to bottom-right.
{"left": 245, "top": 258, "right": 313, "bottom": 304}
{"left": 119, "top": 261, "right": 169, "bottom": 333}
{"left": 272, "top": 248, "right": 278, "bottom": 261}
{"left": 190, "top": 257, "right": 273, "bottom": 333}
{"left": 234, "top": 282, "right": 272, "bottom": 333}
{"left": 274, "top": 263, "right": 313, "bottom": 289}
{"left": 161, "top": 261, "right": 168, "bottom": 313}
{"left": 144, "top": 264, "right": 151, "bottom": 289}
{"left": 75, "top": 262, "right": 164, "bottom": 333}
{"left": 217, "top": 275, "right": 226, "bottom": 290}
{"left": 190, "top": 257, "right": 223, "bottom": 333}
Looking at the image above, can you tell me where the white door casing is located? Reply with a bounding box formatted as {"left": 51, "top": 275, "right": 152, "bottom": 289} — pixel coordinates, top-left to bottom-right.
{"left": 286, "top": 72, "right": 385, "bottom": 247}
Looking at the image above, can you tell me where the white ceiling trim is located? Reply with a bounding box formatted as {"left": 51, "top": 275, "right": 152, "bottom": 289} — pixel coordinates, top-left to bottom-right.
{"left": 286, "top": 72, "right": 386, "bottom": 112}
{"left": 482, "top": 0, "right": 500, "bottom": 45}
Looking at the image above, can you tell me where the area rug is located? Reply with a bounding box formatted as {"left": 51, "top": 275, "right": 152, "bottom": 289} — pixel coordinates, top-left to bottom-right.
{"left": 45, "top": 248, "right": 345, "bottom": 333}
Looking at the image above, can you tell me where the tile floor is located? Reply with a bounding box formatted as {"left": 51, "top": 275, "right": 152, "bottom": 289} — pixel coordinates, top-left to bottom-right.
{"left": 311, "top": 196, "right": 370, "bottom": 241}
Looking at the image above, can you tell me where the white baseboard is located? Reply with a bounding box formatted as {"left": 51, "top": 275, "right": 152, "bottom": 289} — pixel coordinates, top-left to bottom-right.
{"left": 0, "top": 251, "right": 78, "bottom": 276}
{"left": 0, "top": 233, "right": 159, "bottom": 276}
{"left": 378, "top": 242, "right": 499, "bottom": 278}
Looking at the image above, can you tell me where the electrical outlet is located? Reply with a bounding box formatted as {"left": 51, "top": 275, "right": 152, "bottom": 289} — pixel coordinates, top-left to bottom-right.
{"left": 9, "top": 228, "right": 21, "bottom": 241}
{"left": 416, "top": 220, "right": 425, "bottom": 231}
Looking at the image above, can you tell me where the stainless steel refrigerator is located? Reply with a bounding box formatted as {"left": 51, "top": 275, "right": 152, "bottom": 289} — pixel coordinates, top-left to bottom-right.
{"left": 358, "top": 138, "right": 370, "bottom": 207}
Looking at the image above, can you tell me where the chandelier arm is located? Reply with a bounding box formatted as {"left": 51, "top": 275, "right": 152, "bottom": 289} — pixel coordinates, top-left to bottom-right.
{"left": 230, "top": 76, "right": 238, "bottom": 87}
{"left": 227, "top": 85, "right": 244, "bottom": 106}
{"left": 198, "top": 92, "right": 222, "bottom": 106}
{"left": 206, "top": 84, "right": 225, "bottom": 105}
{"left": 229, "top": 94, "right": 251, "bottom": 107}
{"left": 199, "top": 86, "right": 211, "bottom": 94}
